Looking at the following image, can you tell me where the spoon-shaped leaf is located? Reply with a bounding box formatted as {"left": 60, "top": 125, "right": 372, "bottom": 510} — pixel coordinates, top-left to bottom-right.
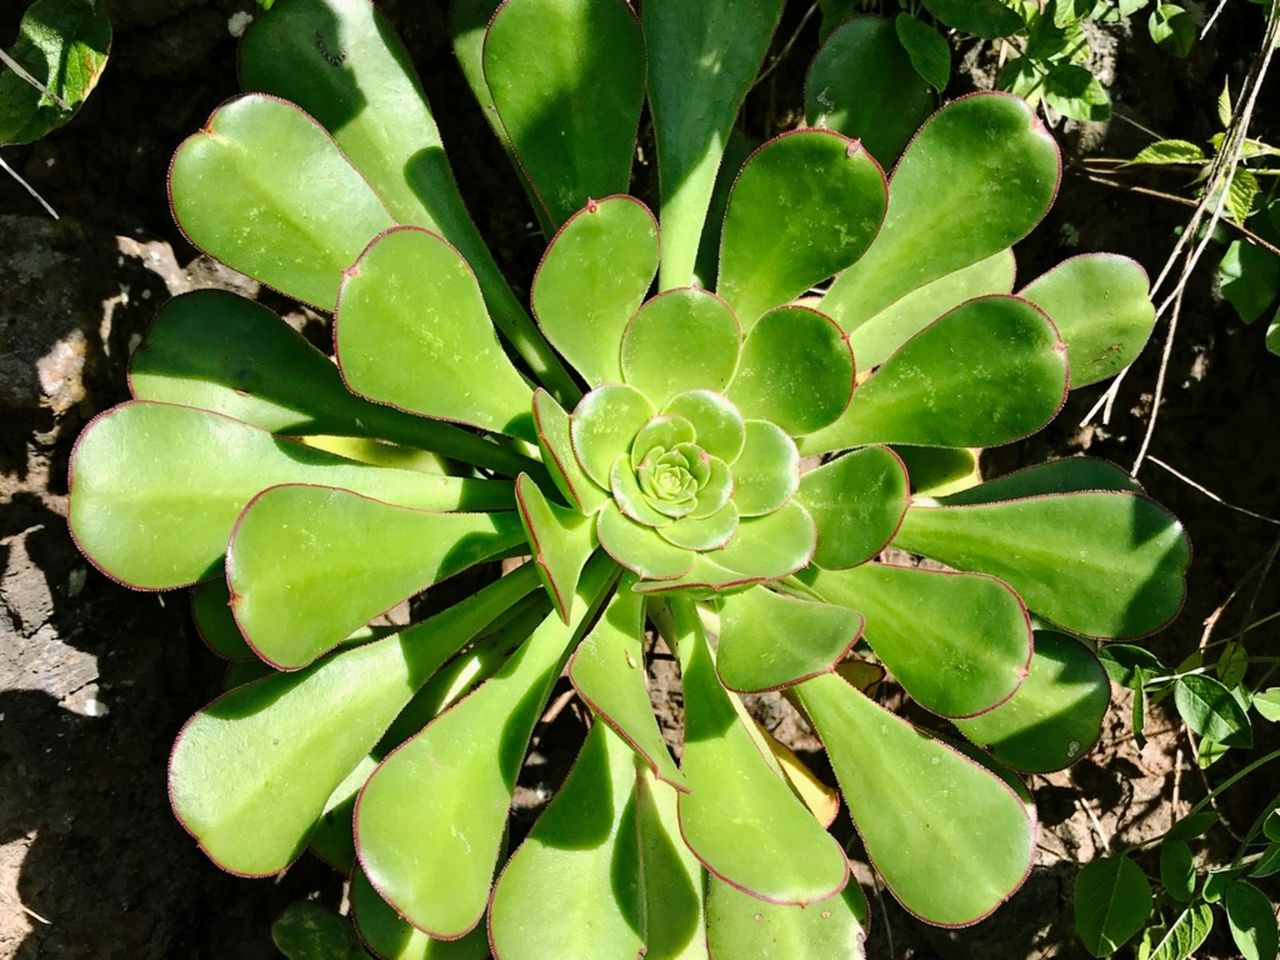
{"left": 228, "top": 485, "right": 525, "bottom": 669}
{"left": 706, "top": 875, "right": 869, "bottom": 960}
{"left": 192, "top": 578, "right": 253, "bottom": 661}
{"left": 597, "top": 505, "right": 695, "bottom": 581}
{"left": 666, "top": 598, "right": 850, "bottom": 905}
{"left": 483, "top": 0, "right": 645, "bottom": 226}
{"left": 170, "top": 94, "right": 394, "bottom": 310}
{"left": 238, "top": 0, "right": 578, "bottom": 403}
{"left": 801, "top": 295, "right": 1067, "bottom": 454}
{"left": 622, "top": 288, "right": 742, "bottom": 406}
{"left": 793, "top": 673, "right": 1035, "bottom": 925}
{"left": 354, "top": 556, "right": 617, "bottom": 939}
{"left": 663, "top": 391, "right": 746, "bottom": 463}
{"left": 718, "top": 129, "right": 887, "bottom": 328}
{"left": 532, "top": 195, "right": 659, "bottom": 386}
{"left": 894, "top": 490, "right": 1190, "bottom": 637}
{"left": 804, "top": 15, "right": 932, "bottom": 164}
{"left": 643, "top": 0, "right": 784, "bottom": 288}
{"left": 807, "top": 563, "right": 1031, "bottom": 718}
{"left": 568, "top": 581, "right": 686, "bottom": 788}
{"left": 515, "top": 473, "right": 597, "bottom": 622}
{"left": 717, "top": 586, "right": 864, "bottom": 693}
{"left": 532, "top": 390, "right": 610, "bottom": 514}
{"left": 168, "top": 569, "right": 536, "bottom": 876}
{"left": 130, "top": 290, "right": 537, "bottom": 476}
{"left": 335, "top": 227, "right": 534, "bottom": 441}
{"left": 798, "top": 446, "right": 910, "bottom": 569}
{"left": 731, "top": 420, "right": 800, "bottom": 517}
{"left": 727, "top": 305, "right": 855, "bottom": 435}
{"left": 352, "top": 869, "right": 489, "bottom": 960}
{"left": 68, "top": 402, "right": 510, "bottom": 590}
{"left": 571, "top": 385, "right": 654, "bottom": 487}
{"left": 489, "top": 721, "right": 645, "bottom": 960}
{"left": 955, "top": 631, "right": 1110, "bottom": 773}
{"left": 1019, "top": 254, "right": 1156, "bottom": 388}
{"left": 634, "top": 769, "right": 710, "bottom": 960}
{"left": 848, "top": 250, "right": 1016, "bottom": 369}
{"left": 822, "top": 93, "right": 1059, "bottom": 330}
{"left": 308, "top": 755, "right": 379, "bottom": 875}
{"left": 939, "top": 457, "right": 1140, "bottom": 505}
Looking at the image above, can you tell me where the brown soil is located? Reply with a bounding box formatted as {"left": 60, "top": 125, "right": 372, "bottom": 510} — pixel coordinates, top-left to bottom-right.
{"left": 2, "top": 2, "right": 1279, "bottom": 958}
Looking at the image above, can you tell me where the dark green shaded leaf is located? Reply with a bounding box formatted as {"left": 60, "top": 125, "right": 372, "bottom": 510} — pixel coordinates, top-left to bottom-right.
{"left": 1144, "top": 903, "right": 1213, "bottom": 960}
{"left": 1174, "top": 674, "right": 1253, "bottom": 748}
{"left": 1226, "top": 881, "right": 1278, "bottom": 960}
{"left": 1159, "top": 839, "right": 1195, "bottom": 903}
{"left": 1073, "top": 855, "right": 1153, "bottom": 957}
{"left": 272, "top": 902, "right": 370, "bottom": 960}
{"left": 895, "top": 14, "right": 950, "bottom": 90}
{"left": 921, "top": 0, "right": 1023, "bottom": 37}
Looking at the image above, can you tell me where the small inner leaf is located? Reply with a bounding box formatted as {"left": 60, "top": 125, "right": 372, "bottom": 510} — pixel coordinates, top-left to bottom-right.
{"left": 571, "top": 385, "right": 655, "bottom": 488}
{"left": 663, "top": 390, "right": 747, "bottom": 463}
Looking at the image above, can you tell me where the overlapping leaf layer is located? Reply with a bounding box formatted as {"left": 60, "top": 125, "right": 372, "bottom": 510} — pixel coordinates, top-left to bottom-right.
{"left": 67, "top": 0, "right": 1189, "bottom": 956}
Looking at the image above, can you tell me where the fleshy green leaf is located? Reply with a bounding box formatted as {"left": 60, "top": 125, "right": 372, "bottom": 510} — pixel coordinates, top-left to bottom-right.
{"left": 803, "top": 295, "right": 1067, "bottom": 453}
{"left": 805, "top": 16, "right": 934, "bottom": 163}
{"left": 798, "top": 446, "right": 910, "bottom": 569}
{"left": 572, "top": 385, "right": 654, "bottom": 487}
{"left": 532, "top": 389, "right": 609, "bottom": 514}
{"left": 955, "top": 631, "right": 1111, "bottom": 772}
{"left": 129, "top": 290, "right": 531, "bottom": 475}
{"left": 1073, "top": 855, "right": 1153, "bottom": 957}
{"left": 483, "top": 0, "right": 645, "bottom": 226}
{"left": 634, "top": 770, "right": 711, "bottom": 960}
{"left": 69, "top": 402, "right": 509, "bottom": 590}
{"left": 894, "top": 490, "right": 1189, "bottom": 638}
{"left": 334, "top": 227, "right": 534, "bottom": 441}
{"left": 823, "top": 93, "right": 1059, "bottom": 331}
{"left": 894, "top": 445, "right": 981, "bottom": 496}
{"left": 847, "top": 250, "right": 1016, "bottom": 369}
{"left": 718, "top": 128, "right": 887, "bottom": 327}
{"left": 569, "top": 581, "right": 685, "bottom": 788}
{"left": 228, "top": 486, "right": 524, "bottom": 668}
{"left": 308, "top": 755, "right": 378, "bottom": 874}
{"left": 921, "top": 0, "right": 1023, "bottom": 37}
{"left": 1226, "top": 881, "right": 1278, "bottom": 960}
{"left": 794, "top": 673, "right": 1035, "bottom": 925}
{"left": 489, "top": 722, "right": 645, "bottom": 959}
{"left": 705, "top": 875, "right": 869, "bottom": 960}
{"left": 717, "top": 586, "right": 864, "bottom": 692}
{"left": 808, "top": 563, "right": 1031, "bottom": 718}
{"left": 169, "top": 572, "right": 534, "bottom": 876}
{"left": 622, "top": 289, "right": 742, "bottom": 405}
{"left": 667, "top": 599, "right": 850, "bottom": 905}
{"left": 354, "top": 557, "right": 616, "bottom": 938}
{"left": 515, "top": 473, "right": 597, "bottom": 622}
{"left": 717, "top": 501, "right": 817, "bottom": 580}
{"left": 533, "top": 196, "right": 659, "bottom": 385}
{"left": 352, "top": 869, "right": 488, "bottom": 960}
{"left": 644, "top": 0, "right": 785, "bottom": 288}
{"left": 272, "top": 902, "right": 371, "bottom": 960}
{"left": 1174, "top": 674, "right": 1253, "bottom": 748}
{"left": 731, "top": 420, "right": 800, "bottom": 516}
{"left": 1020, "top": 254, "right": 1156, "bottom": 387}
{"left": 663, "top": 390, "right": 747, "bottom": 463}
{"left": 238, "top": 0, "right": 575, "bottom": 399}
{"left": 939, "top": 457, "right": 1141, "bottom": 505}
{"left": 192, "top": 578, "right": 254, "bottom": 661}
{"left": 170, "top": 95, "right": 394, "bottom": 310}
{"left": 597, "top": 504, "right": 694, "bottom": 580}
{"left": 728, "top": 305, "right": 855, "bottom": 435}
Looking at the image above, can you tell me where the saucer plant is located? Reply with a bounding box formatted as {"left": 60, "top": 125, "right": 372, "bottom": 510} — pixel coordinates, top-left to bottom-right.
{"left": 67, "top": 0, "right": 1189, "bottom": 956}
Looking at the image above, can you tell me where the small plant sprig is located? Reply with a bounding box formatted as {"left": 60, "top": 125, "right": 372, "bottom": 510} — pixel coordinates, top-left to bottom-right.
{"left": 67, "top": 0, "right": 1188, "bottom": 956}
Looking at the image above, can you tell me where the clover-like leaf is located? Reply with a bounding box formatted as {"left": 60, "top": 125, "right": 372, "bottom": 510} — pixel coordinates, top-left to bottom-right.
{"left": 667, "top": 599, "right": 850, "bottom": 904}
{"left": 228, "top": 485, "right": 525, "bottom": 669}
{"left": 622, "top": 288, "right": 742, "bottom": 405}
{"left": 794, "top": 673, "right": 1035, "bottom": 926}
{"left": 728, "top": 305, "right": 855, "bottom": 435}
{"left": 717, "top": 586, "right": 864, "bottom": 693}
{"left": 798, "top": 446, "right": 910, "bottom": 569}
{"left": 484, "top": 0, "right": 645, "bottom": 227}
{"left": 803, "top": 295, "right": 1067, "bottom": 453}
{"left": 335, "top": 227, "right": 535, "bottom": 440}
{"left": 823, "top": 93, "right": 1059, "bottom": 330}
{"left": 718, "top": 128, "right": 888, "bottom": 328}
{"left": 533, "top": 196, "right": 660, "bottom": 385}
{"left": 808, "top": 563, "right": 1032, "bottom": 718}
{"left": 69, "top": 402, "right": 510, "bottom": 590}
{"left": 355, "top": 557, "right": 616, "bottom": 938}
{"left": 170, "top": 94, "right": 394, "bottom": 310}
{"left": 955, "top": 631, "right": 1111, "bottom": 773}
{"left": 805, "top": 15, "right": 933, "bottom": 163}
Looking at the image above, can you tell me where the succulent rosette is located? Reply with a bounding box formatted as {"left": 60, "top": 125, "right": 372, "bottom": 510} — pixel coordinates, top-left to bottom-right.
{"left": 65, "top": 0, "right": 1193, "bottom": 956}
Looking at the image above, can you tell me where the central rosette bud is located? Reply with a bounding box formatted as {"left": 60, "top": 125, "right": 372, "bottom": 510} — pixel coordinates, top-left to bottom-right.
{"left": 626, "top": 417, "right": 732, "bottom": 526}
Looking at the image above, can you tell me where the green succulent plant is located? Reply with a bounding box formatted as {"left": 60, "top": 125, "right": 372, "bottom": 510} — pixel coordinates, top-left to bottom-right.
{"left": 67, "top": 0, "right": 1192, "bottom": 955}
